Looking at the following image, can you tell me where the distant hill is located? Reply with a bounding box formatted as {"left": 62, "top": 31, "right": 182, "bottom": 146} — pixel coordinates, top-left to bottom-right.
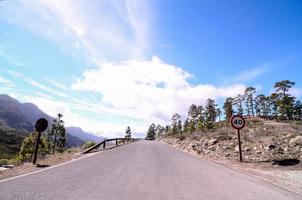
{"left": 0, "top": 95, "right": 33, "bottom": 131}
{"left": 0, "top": 94, "right": 104, "bottom": 152}
{"left": 66, "top": 126, "right": 104, "bottom": 143}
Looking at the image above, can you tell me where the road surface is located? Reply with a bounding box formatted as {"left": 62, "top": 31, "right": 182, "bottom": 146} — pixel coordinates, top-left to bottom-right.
{"left": 0, "top": 141, "right": 300, "bottom": 200}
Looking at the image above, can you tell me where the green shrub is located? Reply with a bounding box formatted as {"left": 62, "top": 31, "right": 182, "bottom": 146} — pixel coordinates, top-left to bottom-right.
{"left": 0, "top": 159, "right": 8, "bottom": 166}
{"left": 64, "top": 148, "right": 74, "bottom": 154}
{"left": 7, "top": 156, "right": 22, "bottom": 166}
{"left": 292, "top": 121, "right": 302, "bottom": 125}
{"left": 82, "top": 141, "right": 96, "bottom": 149}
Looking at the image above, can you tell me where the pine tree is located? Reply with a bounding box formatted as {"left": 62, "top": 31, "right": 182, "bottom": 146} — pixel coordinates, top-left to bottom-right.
{"left": 196, "top": 105, "right": 205, "bottom": 131}
{"left": 244, "top": 87, "right": 256, "bottom": 117}
{"left": 223, "top": 97, "right": 234, "bottom": 123}
{"left": 269, "top": 93, "right": 279, "bottom": 119}
{"left": 188, "top": 104, "right": 198, "bottom": 130}
{"left": 255, "top": 94, "right": 270, "bottom": 117}
{"left": 164, "top": 125, "right": 171, "bottom": 135}
{"left": 177, "top": 120, "right": 182, "bottom": 134}
{"left": 183, "top": 118, "right": 189, "bottom": 133}
{"left": 125, "top": 126, "right": 132, "bottom": 138}
{"left": 146, "top": 123, "right": 156, "bottom": 140}
{"left": 274, "top": 80, "right": 296, "bottom": 119}
{"left": 294, "top": 100, "right": 302, "bottom": 120}
{"left": 49, "top": 113, "right": 66, "bottom": 154}
{"left": 274, "top": 80, "right": 295, "bottom": 96}
{"left": 205, "top": 98, "right": 217, "bottom": 129}
{"left": 171, "top": 113, "right": 181, "bottom": 135}
{"left": 233, "top": 94, "right": 244, "bottom": 115}
{"left": 155, "top": 124, "right": 164, "bottom": 137}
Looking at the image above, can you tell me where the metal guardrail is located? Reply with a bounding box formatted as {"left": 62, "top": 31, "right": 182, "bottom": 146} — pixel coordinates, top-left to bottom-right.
{"left": 82, "top": 138, "right": 140, "bottom": 154}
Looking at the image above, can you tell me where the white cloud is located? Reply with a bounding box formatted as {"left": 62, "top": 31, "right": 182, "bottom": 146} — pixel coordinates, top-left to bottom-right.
{"left": 0, "top": 0, "right": 153, "bottom": 63}
{"left": 233, "top": 65, "right": 267, "bottom": 82}
{"left": 5, "top": 70, "right": 68, "bottom": 98}
{"left": 0, "top": 75, "right": 13, "bottom": 85}
{"left": 73, "top": 57, "right": 246, "bottom": 124}
{"left": 45, "top": 78, "right": 68, "bottom": 91}
{"left": 0, "top": 47, "right": 23, "bottom": 66}
{"left": 22, "top": 96, "right": 147, "bottom": 138}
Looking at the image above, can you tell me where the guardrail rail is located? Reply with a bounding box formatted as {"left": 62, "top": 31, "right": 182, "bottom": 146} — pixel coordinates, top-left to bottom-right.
{"left": 82, "top": 138, "right": 140, "bottom": 154}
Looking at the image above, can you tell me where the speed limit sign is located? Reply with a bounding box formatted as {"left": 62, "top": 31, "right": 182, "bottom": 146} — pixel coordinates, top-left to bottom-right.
{"left": 231, "top": 115, "right": 245, "bottom": 129}
{"left": 230, "top": 115, "right": 245, "bottom": 162}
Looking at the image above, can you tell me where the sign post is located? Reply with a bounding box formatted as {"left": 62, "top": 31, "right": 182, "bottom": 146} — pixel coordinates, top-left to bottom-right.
{"left": 230, "top": 115, "right": 245, "bottom": 162}
{"left": 32, "top": 118, "right": 48, "bottom": 165}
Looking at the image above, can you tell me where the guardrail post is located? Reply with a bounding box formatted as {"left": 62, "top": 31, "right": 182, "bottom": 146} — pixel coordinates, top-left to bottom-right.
{"left": 116, "top": 139, "right": 118, "bottom": 146}
{"left": 103, "top": 141, "right": 106, "bottom": 149}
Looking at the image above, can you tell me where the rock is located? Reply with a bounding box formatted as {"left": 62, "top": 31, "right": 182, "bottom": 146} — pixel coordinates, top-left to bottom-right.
{"left": 209, "top": 139, "right": 218, "bottom": 145}
{"left": 223, "top": 145, "right": 231, "bottom": 150}
{"left": 255, "top": 150, "right": 262, "bottom": 154}
{"left": 243, "top": 147, "right": 251, "bottom": 152}
{"left": 234, "top": 145, "right": 239, "bottom": 152}
{"left": 203, "top": 142, "right": 208, "bottom": 148}
{"left": 2, "top": 165, "right": 15, "bottom": 169}
{"left": 289, "top": 136, "right": 302, "bottom": 147}
{"left": 253, "top": 146, "right": 257, "bottom": 151}
{"left": 0, "top": 167, "right": 8, "bottom": 172}
{"left": 284, "top": 147, "right": 289, "bottom": 152}
{"left": 265, "top": 144, "right": 276, "bottom": 150}
{"left": 204, "top": 150, "right": 211, "bottom": 154}
{"left": 207, "top": 145, "right": 217, "bottom": 151}
{"left": 225, "top": 153, "right": 231, "bottom": 157}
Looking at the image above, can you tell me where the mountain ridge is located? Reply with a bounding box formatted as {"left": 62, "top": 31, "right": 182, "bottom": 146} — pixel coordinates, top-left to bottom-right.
{"left": 0, "top": 94, "right": 103, "bottom": 148}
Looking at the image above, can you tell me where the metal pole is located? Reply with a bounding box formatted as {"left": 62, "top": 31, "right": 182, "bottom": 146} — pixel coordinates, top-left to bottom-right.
{"left": 32, "top": 131, "right": 41, "bottom": 165}
{"left": 237, "top": 129, "right": 243, "bottom": 162}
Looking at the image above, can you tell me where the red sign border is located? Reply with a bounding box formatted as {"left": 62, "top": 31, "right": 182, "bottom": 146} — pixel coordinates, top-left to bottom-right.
{"left": 230, "top": 115, "right": 245, "bottom": 130}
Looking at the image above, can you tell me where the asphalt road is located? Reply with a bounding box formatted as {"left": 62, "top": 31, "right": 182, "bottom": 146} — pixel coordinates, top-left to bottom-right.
{"left": 0, "top": 141, "right": 300, "bottom": 200}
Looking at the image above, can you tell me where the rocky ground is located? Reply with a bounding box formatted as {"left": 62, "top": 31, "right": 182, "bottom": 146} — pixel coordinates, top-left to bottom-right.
{"left": 160, "top": 119, "right": 302, "bottom": 195}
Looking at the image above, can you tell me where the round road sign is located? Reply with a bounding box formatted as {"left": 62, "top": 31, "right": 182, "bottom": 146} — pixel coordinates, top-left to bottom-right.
{"left": 231, "top": 115, "right": 245, "bottom": 130}
{"left": 35, "top": 118, "right": 48, "bottom": 132}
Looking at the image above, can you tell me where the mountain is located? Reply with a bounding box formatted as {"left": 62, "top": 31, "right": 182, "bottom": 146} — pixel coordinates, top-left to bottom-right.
{"left": 66, "top": 126, "right": 104, "bottom": 143}
{"left": 19, "top": 102, "right": 54, "bottom": 126}
{"left": 0, "top": 95, "right": 33, "bottom": 131}
{"left": 0, "top": 94, "right": 103, "bottom": 149}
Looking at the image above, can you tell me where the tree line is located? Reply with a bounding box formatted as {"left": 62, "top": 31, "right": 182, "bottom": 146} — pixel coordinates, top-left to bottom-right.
{"left": 146, "top": 80, "right": 302, "bottom": 139}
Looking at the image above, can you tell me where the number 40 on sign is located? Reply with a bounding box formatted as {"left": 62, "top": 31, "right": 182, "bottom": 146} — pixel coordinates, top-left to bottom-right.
{"left": 230, "top": 115, "right": 245, "bottom": 162}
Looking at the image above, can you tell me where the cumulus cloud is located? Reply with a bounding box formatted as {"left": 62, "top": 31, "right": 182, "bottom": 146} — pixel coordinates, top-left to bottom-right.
{"left": 73, "top": 57, "right": 246, "bottom": 123}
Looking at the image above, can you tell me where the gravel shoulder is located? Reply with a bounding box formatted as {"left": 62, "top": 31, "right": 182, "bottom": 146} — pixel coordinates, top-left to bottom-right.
{"left": 0, "top": 144, "right": 117, "bottom": 180}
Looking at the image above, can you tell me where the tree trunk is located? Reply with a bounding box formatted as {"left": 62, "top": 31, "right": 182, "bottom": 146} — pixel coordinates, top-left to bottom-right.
{"left": 53, "top": 134, "right": 57, "bottom": 155}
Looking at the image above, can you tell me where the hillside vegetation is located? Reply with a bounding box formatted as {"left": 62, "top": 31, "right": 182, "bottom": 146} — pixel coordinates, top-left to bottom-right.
{"left": 162, "top": 119, "right": 302, "bottom": 164}
{"left": 151, "top": 80, "right": 302, "bottom": 165}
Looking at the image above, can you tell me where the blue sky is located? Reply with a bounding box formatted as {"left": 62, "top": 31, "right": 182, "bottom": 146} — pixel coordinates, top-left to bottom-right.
{"left": 0, "top": 0, "right": 301, "bottom": 137}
